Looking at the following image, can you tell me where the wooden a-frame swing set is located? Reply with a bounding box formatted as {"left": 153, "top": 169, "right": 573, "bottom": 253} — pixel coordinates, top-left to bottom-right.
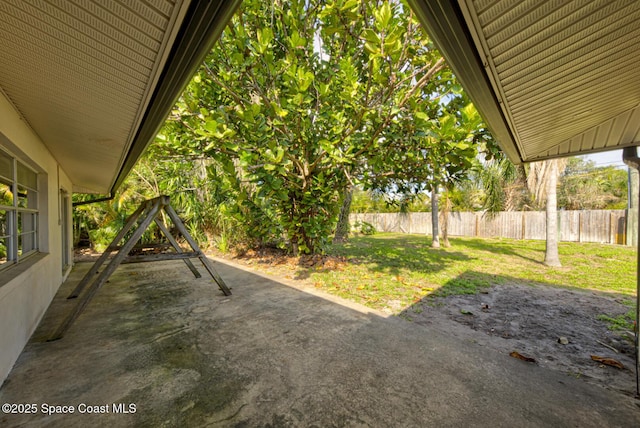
{"left": 49, "top": 195, "right": 231, "bottom": 341}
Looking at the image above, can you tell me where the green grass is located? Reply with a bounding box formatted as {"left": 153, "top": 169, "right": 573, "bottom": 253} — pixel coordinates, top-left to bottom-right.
{"left": 596, "top": 312, "right": 635, "bottom": 331}
{"left": 299, "top": 233, "right": 637, "bottom": 314}
{"left": 597, "top": 299, "right": 636, "bottom": 332}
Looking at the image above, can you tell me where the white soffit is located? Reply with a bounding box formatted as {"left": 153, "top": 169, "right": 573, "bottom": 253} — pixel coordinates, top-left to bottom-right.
{"left": 460, "top": 0, "right": 640, "bottom": 162}
{"left": 0, "top": 0, "right": 190, "bottom": 193}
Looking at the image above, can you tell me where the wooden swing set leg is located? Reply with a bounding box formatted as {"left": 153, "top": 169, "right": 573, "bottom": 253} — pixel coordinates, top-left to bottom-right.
{"left": 164, "top": 204, "right": 231, "bottom": 296}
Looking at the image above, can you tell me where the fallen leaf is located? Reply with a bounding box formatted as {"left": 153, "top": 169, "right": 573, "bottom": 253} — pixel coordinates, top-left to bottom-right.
{"left": 460, "top": 309, "right": 473, "bottom": 315}
{"left": 590, "top": 355, "right": 624, "bottom": 369}
{"left": 510, "top": 351, "right": 536, "bottom": 363}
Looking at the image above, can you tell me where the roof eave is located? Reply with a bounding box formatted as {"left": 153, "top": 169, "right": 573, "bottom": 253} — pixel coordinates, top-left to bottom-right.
{"left": 109, "top": 0, "right": 242, "bottom": 195}
{"left": 406, "top": 0, "right": 523, "bottom": 164}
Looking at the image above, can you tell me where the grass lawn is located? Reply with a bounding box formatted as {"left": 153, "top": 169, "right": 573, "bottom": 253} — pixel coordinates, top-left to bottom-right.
{"left": 297, "top": 233, "right": 637, "bottom": 314}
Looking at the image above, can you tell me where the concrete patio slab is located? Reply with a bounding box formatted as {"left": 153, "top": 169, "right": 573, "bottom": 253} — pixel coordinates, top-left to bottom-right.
{"left": 1, "top": 258, "right": 639, "bottom": 427}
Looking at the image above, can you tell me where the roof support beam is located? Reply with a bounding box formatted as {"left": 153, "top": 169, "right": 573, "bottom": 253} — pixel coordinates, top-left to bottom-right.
{"left": 622, "top": 146, "right": 640, "bottom": 398}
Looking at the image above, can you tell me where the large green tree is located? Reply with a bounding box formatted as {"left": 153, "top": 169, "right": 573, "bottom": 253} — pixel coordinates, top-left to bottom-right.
{"left": 362, "top": 101, "right": 484, "bottom": 247}
{"left": 159, "top": 0, "right": 459, "bottom": 254}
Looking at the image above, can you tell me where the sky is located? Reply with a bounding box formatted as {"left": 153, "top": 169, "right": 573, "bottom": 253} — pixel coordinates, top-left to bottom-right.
{"left": 581, "top": 149, "right": 626, "bottom": 169}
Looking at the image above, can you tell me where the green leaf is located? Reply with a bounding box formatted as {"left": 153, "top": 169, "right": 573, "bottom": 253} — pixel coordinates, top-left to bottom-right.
{"left": 289, "top": 30, "right": 306, "bottom": 49}
{"left": 374, "top": 3, "right": 392, "bottom": 29}
{"left": 256, "top": 27, "right": 274, "bottom": 54}
{"left": 271, "top": 102, "right": 289, "bottom": 118}
{"left": 204, "top": 120, "right": 218, "bottom": 133}
{"left": 362, "top": 29, "right": 380, "bottom": 44}
{"left": 415, "top": 112, "right": 429, "bottom": 121}
{"left": 340, "top": 0, "right": 359, "bottom": 12}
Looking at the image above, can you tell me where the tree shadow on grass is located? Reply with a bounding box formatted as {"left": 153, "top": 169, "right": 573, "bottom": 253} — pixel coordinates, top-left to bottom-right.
{"left": 449, "top": 236, "right": 544, "bottom": 265}
{"left": 321, "top": 234, "right": 474, "bottom": 278}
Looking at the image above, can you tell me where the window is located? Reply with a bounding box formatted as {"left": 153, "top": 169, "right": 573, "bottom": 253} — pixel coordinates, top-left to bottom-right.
{"left": 0, "top": 148, "right": 38, "bottom": 268}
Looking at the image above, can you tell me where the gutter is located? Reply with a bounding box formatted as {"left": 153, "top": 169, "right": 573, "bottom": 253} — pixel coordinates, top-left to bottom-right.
{"left": 72, "top": 195, "right": 114, "bottom": 207}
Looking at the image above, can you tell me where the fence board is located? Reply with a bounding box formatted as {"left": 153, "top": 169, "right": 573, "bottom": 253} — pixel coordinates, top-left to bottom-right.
{"left": 349, "top": 210, "right": 628, "bottom": 245}
{"left": 448, "top": 212, "right": 476, "bottom": 237}
{"left": 410, "top": 212, "right": 432, "bottom": 235}
{"left": 559, "top": 211, "right": 580, "bottom": 242}
{"left": 612, "top": 211, "right": 626, "bottom": 244}
{"left": 478, "top": 212, "right": 523, "bottom": 239}
{"left": 523, "top": 212, "right": 546, "bottom": 240}
{"left": 579, "top": 210, "right": 625, "bottom": 244}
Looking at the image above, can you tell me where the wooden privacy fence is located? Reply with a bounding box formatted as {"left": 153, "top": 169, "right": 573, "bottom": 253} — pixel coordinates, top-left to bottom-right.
{"left": 350, "top": 210, "right": 628, "bottom": 245}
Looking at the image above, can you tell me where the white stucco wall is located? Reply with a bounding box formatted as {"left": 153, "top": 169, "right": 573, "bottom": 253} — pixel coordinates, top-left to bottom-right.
{"left": 0, "top": 91, "right": 73, "bottom": 386}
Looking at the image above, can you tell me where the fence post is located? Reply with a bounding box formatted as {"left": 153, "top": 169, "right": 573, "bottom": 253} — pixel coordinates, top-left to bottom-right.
{"left": 578, "top": 211, "right": 582, "bottom": 243}
{"left": 609, "top": 211, "right": 613, "bottom": 244}
{"left": 521, "top": 211, "right": 525, "bottom": 240}
{"left": 475, "top": 213, "right": 479, "bottom": 237}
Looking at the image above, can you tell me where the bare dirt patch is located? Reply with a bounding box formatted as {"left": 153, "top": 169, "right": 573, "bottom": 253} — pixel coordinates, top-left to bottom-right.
{"left": 404, "top": 283, "right": 637, "bottom": 397}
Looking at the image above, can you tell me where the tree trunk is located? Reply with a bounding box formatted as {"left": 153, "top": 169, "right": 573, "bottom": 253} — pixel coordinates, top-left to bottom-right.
{"left": 441, "top": 191, "right": 451, "bottom": 248}
{"left": 544, "top": 161, "right": 561, "bottom": 267}
{"left": 334, "top": 188, "right": 353, "bottom": 243}
{"left": 431, "top": 184, "right": 440, "bottom": 248}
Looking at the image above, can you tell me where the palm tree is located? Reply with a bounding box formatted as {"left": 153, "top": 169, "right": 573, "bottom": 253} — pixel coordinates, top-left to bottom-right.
{"left": 480, "top": 156, "right": 526, "bottom": 216}
{"left": 430, "top": 183, "right": 440, "bottom": 248}
{"left": 527, "top": 159, "right": 567, "bottom": 266}
{"left": 543, "top": 161, "right": 562, "bottom": 266}
{"left": 481, "top": 156, "right": 567, "bottom": 266}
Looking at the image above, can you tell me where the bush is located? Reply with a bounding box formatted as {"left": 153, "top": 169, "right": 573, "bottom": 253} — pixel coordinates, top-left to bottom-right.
{"left": 353, "top": 220, "right": 376, "bottom": 235}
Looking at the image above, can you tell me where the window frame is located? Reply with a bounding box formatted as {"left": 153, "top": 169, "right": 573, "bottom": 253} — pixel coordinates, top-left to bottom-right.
{"left": 0, "top": 147, "right": 39, "bottom": 269}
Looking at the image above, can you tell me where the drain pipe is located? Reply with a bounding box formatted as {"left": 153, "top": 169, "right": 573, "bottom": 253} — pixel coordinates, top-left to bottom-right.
{"left": 622, "top": 146, "right": 640, "bottom": 399}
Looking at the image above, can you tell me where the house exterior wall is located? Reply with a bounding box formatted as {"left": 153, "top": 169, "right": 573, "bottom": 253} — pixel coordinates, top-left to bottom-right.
{"left": 0, "top": 91, "right": 73, "bottom": 386}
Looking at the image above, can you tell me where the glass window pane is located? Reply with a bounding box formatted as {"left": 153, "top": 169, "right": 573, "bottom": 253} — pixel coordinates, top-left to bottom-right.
{"left": 0, "top": 210, "right": 9, "bottom": 237}
{"left": 0, "top": 237, "right": 9, "bottom": 265}
{"left": 0, "top": 209, "right": 13, "bottom": 264}
{"left": 17, "top": 162, "right": 37, "bottom": 190}
{"left": 18, "top": 211, "right": 36, "bottom": 234}
{"left": 0, "top": 180, "right": 13, "bottom": 206}
{"left": 17, "top": 186, "right": 37, "bottom": 209}
{"left": 0, "top": 150, "right": 39, "bottom": 267}
{"left": 0, "top": 150, "right": 12, "bottom": 181}
{"left": 17, "top": 212, "right": 37, "bottom": 256}
{"left": 18, "top": 232, "right": 37, "bottom": 256}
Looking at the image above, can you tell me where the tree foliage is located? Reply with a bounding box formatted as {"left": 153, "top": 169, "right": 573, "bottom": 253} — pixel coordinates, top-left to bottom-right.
{"left": 559, "top": 157, "right": 627, "bottom": 210}
{"left": 155, "top": 0, "right": 478, "bottom": 254}
{"left": 74, "top": 0, "right": 498, "bottom": 255}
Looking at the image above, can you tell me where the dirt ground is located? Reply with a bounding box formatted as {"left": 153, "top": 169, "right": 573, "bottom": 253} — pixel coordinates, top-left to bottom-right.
{"left": 407, "top": 283, "right": 637, "bottom": 397}
{"left": 220, "top": 249, "right": 639, "bottom": 399}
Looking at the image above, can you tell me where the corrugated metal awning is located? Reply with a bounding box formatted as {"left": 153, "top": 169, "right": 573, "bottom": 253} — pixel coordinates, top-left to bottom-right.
{"left": 0, "top": 0, "right": 241, "bottom": 194}
{"left": 408, "top": 0, "right": 640, "bottom": 163}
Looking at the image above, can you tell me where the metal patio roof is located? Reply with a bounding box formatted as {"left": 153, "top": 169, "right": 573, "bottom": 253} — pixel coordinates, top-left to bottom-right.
{"left": 408, "top": 0, "right": 640, "bottom": 164}
{"left": 2, "top": 0, "right": 638, "bottom": 197}
{"left": 0, "top": 0, "right": 240, "bottom": 194}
